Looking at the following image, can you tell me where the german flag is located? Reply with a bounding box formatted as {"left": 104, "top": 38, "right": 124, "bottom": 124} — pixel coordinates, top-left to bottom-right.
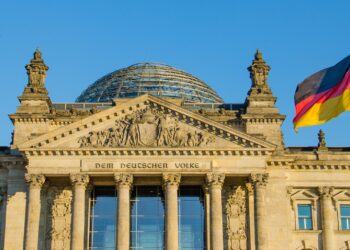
{"left": 293, "top": 55, "right": 350, "bottom": 131}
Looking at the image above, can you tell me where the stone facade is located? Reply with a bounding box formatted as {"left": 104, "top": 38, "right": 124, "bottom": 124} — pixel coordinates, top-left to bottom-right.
{"left": 0, "top": 49, "right": 350, "bottom": 250}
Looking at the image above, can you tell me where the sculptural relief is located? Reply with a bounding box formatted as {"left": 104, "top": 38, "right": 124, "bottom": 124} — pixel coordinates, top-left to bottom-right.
{"left": 45, "top": 187, "right": 72, "bottom": 250}
{"left": 78, "top": 107, "right": 215, "bottom": 148}
{"left": 224, "top": 185, "right": 247, "bottom": 250}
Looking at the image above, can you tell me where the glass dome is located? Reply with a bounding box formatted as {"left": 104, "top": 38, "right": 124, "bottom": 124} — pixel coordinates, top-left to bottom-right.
{"left": 76, "top": 63, "right": 223, "bottom": 103}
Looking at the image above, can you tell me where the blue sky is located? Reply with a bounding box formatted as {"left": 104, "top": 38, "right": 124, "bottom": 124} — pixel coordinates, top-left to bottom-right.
{"left": 1, "top": 1, "right": 349, "bottom": 146}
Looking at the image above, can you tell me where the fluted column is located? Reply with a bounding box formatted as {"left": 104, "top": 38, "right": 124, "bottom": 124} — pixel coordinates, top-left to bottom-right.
{"left": 319, "top": 186, "right": 335, "bottom": 250}
{"left": 24, "top": 174, "right": 46, "bottom": 250}
{"left": 163, "top": 173, "right": 181, "bottom": 250}
{"left": 250, "top": 173, "right": 268, "bottom": 250}
{"left": 114, "top": 173, "right": 133, "bottom": 250}
{"left": 206, "top": 173, "right": 225, "bottom": 250}
{"left": 70, "top": 174, "right": 89, "bottom": 250}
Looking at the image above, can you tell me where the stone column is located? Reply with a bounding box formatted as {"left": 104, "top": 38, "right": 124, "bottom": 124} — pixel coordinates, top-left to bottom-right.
{"left": 0, "top": 184, "right": 7, "bottom": 249}
{"left": 24, "top": 174, "right": 46, "bottom": 250}
{"left": 163, "top": 173, "right": 181, "bottom": 250}
{"left": 206, "top": 173, "right": 225, "bottom": 250}
{"left": 203, "top": 185, "right": 211, "bottom": 250}
{"left": 246, "top": 182, "right": 256, "bottom": 250}
{"left": 250, "top": 173, "right": 268, "bottom": 250}
{"left": 114, "top": 173, "right": 133, "bottom": 250}
{"left": 70, "top": 174, "right": 89, "bottom": 250}
{"left": 319, "top": 186, "right": 335, "bottom": 250}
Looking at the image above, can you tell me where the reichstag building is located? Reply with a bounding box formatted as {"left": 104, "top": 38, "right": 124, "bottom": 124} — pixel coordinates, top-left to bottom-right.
{"left": 0, "top": 49, "right": 349, "bottom": 250}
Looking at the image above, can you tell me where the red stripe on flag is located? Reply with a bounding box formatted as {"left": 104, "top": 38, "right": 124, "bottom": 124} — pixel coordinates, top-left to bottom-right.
{"left": 293, "top": 70, "right": 350, "bottom": 124}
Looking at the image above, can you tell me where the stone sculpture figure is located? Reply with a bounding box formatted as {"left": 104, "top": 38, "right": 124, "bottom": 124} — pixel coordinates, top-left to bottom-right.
{"left": 78, "top": 107, "right": 215, "bottom": 148}
{"left": 225, "top": 186, "right": 247, "bottom": 250}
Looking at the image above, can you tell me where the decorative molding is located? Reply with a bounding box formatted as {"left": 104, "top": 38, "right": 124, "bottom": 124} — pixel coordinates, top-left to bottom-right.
{"left": 69, "top": 174, "right": 89, "bottom": 189}
{"left": 249, "top": 173, "right": 268, "bottom": 188}
{"left": 25, "top": 173, "right": 46, "bottom": 189}
{"left": 206, "top": 173, "right": 225, "bottom": 188}
{"left": 23, "top": 148, "right": 272, "bottom": 157}
{"left": 162, "top": 173, "right": 181, "bottom": 188}
{"left": 290, "top": 162, "right": 350, "bottom": 171}
{"left": 45, "top": 186, "right": 72, "bottom": 250}
{"left": 114, "top": 173, "right": 133, "bottom": 188}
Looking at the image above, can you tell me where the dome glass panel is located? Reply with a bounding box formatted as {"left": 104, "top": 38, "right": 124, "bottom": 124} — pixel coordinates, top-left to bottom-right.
{"left": 76, "top": 63, "right": 223, "bottom": 103}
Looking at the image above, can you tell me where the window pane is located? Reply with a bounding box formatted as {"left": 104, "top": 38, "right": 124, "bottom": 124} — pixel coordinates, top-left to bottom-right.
{"left": 340, "top": 205, "right": 350, "bottom": 230}
{"left": 297, "top": 204, "right": 312, "bottom": 230}
{"left": 340, "top": 205, "right": 350, "bottom": 216}
{"left": 131, "top": 186, "right": 165, "bottom": 249}
{"left": 179, "top": 186, "right": 205, "bottom": 249}
{"left": 89, "top": 187, "right": 117, "bottom": 249}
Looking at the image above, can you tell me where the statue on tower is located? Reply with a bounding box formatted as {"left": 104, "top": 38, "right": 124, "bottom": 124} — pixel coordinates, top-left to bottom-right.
{"left": 25, "top": 48, "right": 49, "bottom": 91}
{"left": 247, "top": 49, "right": 272, "bottom": 95}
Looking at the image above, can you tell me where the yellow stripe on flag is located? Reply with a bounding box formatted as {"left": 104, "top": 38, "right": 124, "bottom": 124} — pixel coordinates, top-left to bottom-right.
{"left": 294, "top": 89, "right": 350, "bottom": 130}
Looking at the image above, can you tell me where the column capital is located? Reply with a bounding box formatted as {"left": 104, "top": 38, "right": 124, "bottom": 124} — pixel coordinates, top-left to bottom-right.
{"left": 202, "top": 184, "right": 209, "bottom": 194}
{"left": 245, "top": 181, "right": 254, "bottom": 196}
{"left": 114, "top": 173, "right": 133, "bottom": 188}
{"left": 70, "top": 173, "right": 89, "bottom": 189}
{"left": 25, "top": 173, "right": 46, "bottom": 189}
{"left": 318, "top": 186, "right": 334, "bottom": 199}
{"left": 249, "top": 173, "right": 269, "bottom": 188}
{"left": 162, "top": 173, "right": 181, "bottom": 189}
{"left": 206, "top": 172, "right": 225, "bottom": 189}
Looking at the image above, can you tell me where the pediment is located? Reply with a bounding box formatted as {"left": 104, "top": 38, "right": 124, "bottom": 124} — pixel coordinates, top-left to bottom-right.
{"left": 17, "top": 95, "right": 276, "bottom": 152}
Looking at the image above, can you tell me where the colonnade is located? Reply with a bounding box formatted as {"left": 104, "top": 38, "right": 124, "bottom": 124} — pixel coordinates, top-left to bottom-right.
{"left": 23, "top": 172, "right": 271, "bottom": 250}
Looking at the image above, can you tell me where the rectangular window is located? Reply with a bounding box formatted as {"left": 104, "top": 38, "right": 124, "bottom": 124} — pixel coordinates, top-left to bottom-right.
{"left": 340, "top": 204, "right": 350, "bottom": 230}
{"left": 131, "top": 186, "right": 165, "bottom": 249}
{"left": 178, "top": 186, "right": 206, "bottom": 250}
{"left": 89, "top": 187, "right": 117, "bottom": 249}
{"left": 297, "top": 204, "right": 312, "bottom": 230}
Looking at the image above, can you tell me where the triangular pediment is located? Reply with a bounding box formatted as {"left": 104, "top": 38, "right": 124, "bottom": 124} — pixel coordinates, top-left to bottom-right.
{"left": 17, "top": 95, "right": 276, "bottom": 152}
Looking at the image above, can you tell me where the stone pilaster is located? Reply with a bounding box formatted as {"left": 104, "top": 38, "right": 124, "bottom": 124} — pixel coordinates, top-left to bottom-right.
{"left": 246, "top": 182, "right": 256, "bottom": 250}
{"left": 24, "top": 173, "right": 46, "bottom": 250}
{"left": 114, "top": 173, "right": 133, "bottom": 250}
{"left": 206, "top": 173, "right": 225, "bottom": 250}
{"left": 250, "top": 173, "right": 269, "bottom": 250}
{"left": 163, "top": 173, "right": 181, "bottom": 250}
{"left": 70, "top": 174, "right": 89, "bottom": 250}
{"left": 319, "top": 186, "right": 334, "bottom": 250}
{"left": 203, "top": 184, "right": 211, "bottom": 250}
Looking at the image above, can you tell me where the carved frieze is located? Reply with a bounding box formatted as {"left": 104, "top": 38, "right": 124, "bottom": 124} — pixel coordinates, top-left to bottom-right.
{"left": 224, "top": 185, "right": 247, "bottom": 250}
{"left": 78, "top": 107, "right": 215, "bottom": 148}
{"left": 45, "top": 187, "right": 72, "bottom": 250}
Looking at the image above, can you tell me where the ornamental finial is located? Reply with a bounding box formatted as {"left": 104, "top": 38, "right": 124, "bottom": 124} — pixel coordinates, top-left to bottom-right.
{"left": 247, "top": 49, "right": 272, "bottom": 94}
{"left": 318, "top": 129, "right": 327, "bottom": 150}
{"left": 255, "top": 49, "right": 263, "bottom": 60}
{"left": 25, "top": 48, "right": 49, "bottom": 88}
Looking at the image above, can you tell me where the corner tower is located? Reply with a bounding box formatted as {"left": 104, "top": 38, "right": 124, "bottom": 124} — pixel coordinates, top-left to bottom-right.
{"left": 10, "top": 49, "right": 52, "bottom": 146}
{"left": 241, "top": 50, "right": 285, "bottom": 148}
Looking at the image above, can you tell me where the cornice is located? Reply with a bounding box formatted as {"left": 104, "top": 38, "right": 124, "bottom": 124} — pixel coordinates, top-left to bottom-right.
{"left": 21, "top": 147, "right": 273, "bottom": 157}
